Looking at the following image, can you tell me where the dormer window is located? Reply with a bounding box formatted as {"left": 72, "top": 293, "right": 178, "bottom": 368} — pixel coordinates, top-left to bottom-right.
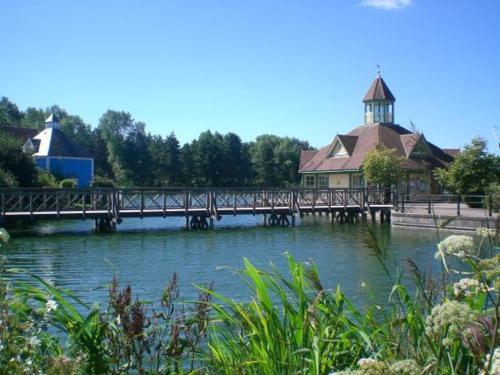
{"left": 330, "top": 140, "right": 348, "bottom": 158}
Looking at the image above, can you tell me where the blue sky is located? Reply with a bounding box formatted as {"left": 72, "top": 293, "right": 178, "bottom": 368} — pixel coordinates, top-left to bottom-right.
{"left": 1, "top": 0, "right": 499, "bottom": 150}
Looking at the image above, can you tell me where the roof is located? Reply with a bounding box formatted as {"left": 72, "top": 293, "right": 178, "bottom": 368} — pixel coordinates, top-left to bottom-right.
{"left": 337, "top": 135, "right": 358, "bottom": 155}
{"left": 363, "top": 76, "right": 396, "bottom": 102}
{"left": 299, "top": 150, "right": 318, "bottom": 169}
{"left": 442, "top": 148, "right": 460, "bottom": 158}
{"left": 33, "top": 128, "right": 92, "bottom": 158}
{"left": 0, "top": 126, "right": 39, "bottom": 142}
{"left": 299, "top": 123, "right": 454, "bottom": 173}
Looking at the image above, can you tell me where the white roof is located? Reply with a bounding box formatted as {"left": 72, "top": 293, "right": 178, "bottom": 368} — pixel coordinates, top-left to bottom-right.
{"left": 32, "top": 128, "right": 53, "bottom": 156}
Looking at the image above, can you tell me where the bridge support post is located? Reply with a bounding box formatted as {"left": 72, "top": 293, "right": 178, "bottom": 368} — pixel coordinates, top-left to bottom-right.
{"left": 95, "top": 217, "right": 116, "bottom": 233}
{"left": 291, "top": 214, "right": 296, "bottom": 226}
{"left": 185, "top": 216, "right": 189, "bottom": 230}
{"left": 210, "top": 216, "right": 214, "bottom": 229}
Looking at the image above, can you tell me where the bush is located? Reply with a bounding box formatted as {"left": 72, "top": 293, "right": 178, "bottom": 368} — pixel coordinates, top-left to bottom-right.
{"left": 37, "top": 170, "right": 58, "bottom": 188}
{"left": 59, "top": 178, "right": 78, "bottom": 188}
{"left": 0, "top": 168, "right": 19, "bottom": 187}
{"left": 0, "top": 134, "right": 39, "bottom": 186}
{"left": 91, "top": 174, "right": 116, "bottom": 188}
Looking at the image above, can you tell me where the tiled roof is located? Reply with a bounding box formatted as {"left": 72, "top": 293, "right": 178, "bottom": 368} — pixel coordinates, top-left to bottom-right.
{"left": 299, "top": 123, "right": 453, "bottom": 173}
{"left": 363, "top": 76, "right": 396, "bottom": 102}
{"left": 33, "top": 128, "right": 91, "bottom": 158}
{"left": 299, "top": 150, "right": 318, "bottom": 169}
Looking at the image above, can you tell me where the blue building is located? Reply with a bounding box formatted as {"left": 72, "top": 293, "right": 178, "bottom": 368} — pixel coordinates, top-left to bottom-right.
{"left": 24, "top": 114, "right": 94, "bottom": 187}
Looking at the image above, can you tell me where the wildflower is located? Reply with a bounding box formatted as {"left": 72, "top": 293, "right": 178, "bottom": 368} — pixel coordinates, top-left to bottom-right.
{"left": 29, "top": 336, "right": 41, "bottom": 347}
{"left": 475, "top": 227, "right": 497, "bottom": 238}
{"left": 46, "top": 299, "right": 58, "bottom": 313}
{"left": 357, "top": 358, "right": 377, "bottom": 367}
{"left": 480, "top": 347, "right": 500, "bottom": 375}
{"left": 425, "top": 300, "right": 478, "bottom": 346}
{"left": 453, "top": 278, "right": 488, "bottom": 297}
{"left": 356, "top": 359, "right": 390, "bottom": 374}
{"left": 435, "top": 235, "right": 475, "bottom": 260}
{"left": 390, "top": 359, "right": 420, "bottom": 375}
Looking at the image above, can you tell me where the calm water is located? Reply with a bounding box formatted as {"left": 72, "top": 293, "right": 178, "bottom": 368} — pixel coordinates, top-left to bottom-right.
{"left": 2, "top": 215, "right": 444, "bottom": 308}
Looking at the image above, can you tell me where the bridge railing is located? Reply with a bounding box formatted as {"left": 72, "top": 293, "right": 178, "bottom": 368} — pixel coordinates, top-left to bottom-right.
{"left": 0, "top": 187, "right": 394, "bottom": 218}
{"left": 0, "top": 188, "right": 115, "bottom": 217}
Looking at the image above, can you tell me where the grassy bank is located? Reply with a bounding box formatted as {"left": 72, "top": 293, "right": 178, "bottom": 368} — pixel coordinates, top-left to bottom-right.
{"left": 0, "top": 227, "right": 498, "bottom": 374}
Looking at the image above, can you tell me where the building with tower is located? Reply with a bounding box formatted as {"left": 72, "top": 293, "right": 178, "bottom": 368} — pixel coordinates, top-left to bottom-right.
{"left": 298, "top": 73, "right": 458, "bottom": 193}
{"left": 23, "top": 114, "right": 94, "bottom": 187}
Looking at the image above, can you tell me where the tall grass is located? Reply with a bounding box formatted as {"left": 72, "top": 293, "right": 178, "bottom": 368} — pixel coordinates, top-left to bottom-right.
{"left": 0, "top": 225, "right": 498, "bottom": 374}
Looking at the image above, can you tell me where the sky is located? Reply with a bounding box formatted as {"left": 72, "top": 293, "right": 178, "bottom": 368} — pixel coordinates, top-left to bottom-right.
{"left": 1, "top": 0, "right": 499, "bottom": 150}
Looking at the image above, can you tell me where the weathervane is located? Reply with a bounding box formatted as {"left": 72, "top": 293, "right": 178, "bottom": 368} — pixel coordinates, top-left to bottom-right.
{"left": 376, "top": 64, "right": 381, "bottom": 77}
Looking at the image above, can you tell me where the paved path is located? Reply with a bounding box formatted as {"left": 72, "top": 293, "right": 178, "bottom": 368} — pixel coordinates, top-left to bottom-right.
{"left": 397, "top": 203, "right": 496, "bottom": 218}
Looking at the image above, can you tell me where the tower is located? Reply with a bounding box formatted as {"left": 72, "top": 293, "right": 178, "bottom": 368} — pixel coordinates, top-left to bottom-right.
{"left": 363, "top": 71, "right": 395, "bottom": 124}
{"left": 44, "top": 113, "right": 60, "bottom": 129}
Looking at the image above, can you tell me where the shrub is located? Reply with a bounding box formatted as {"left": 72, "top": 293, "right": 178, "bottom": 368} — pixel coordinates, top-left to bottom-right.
{"left": 37, "top": 170, "right": 59, "bottom": 188}
{"left": 0, "top": 168, "right": 19, "bottom": 187}
{"left": 59, "top": 178, "right": 78, "bottom": 188}
{"left": 91, "top": 174, "right": 116, "bottom": 187}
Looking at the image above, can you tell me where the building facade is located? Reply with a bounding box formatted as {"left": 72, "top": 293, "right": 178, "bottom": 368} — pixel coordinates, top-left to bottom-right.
{"left": 24, "top": 115, "right": 94, "bottom": 187}
{"left": 299, "top": 74, "right": 458, "bottom": 193}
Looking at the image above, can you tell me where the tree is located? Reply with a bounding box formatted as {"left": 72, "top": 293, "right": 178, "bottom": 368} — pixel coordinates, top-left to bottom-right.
{"left": 0, "top": 97, "right": 23, "bottom": 127}
{"left": 97, "top": 110, "right": 146, "bottom": 185}
{"left": 0, "top": 135, "right": 39, "bottom": 187}
{"left": 21, "top": 107, "right": 47, "bottom": 129}
{"left": 60, "top": 115, "right": 93, "bottom": 153}
{"left": 363, "top": 145, "right": 404, "bottom": 187}
{"left": 434, "top": 137, "right": 499, "bottom": 193}
{"left": 249, "top": 135, "right": 311, "bottom": 187}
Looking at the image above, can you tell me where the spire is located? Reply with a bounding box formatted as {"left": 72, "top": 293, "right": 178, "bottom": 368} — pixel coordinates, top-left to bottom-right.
{"left": 45, "top": 113, "right": 60, "bottom": 129}
{"left": 363, "top": 75, "right": 396, "bottom": 102}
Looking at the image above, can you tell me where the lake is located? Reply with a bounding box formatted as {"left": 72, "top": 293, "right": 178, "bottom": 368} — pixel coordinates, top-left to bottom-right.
{"left": 2, "top": 215, "right": 444, "bottom": 308}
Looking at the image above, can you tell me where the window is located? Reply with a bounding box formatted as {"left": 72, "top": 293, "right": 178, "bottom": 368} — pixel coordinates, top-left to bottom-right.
{"left": 305, "top": 175, "right": 315, "bottom": 188}
{"left": 351, "top": 174, "right": 363, "bottom": 189}
{"left": 318, "top": 175, "right": 329, "bottom": 188}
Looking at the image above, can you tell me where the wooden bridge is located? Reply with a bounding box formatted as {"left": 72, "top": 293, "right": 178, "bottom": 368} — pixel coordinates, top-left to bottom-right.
{"left": 0, "top": 187, "right": 393, "bottom": 231}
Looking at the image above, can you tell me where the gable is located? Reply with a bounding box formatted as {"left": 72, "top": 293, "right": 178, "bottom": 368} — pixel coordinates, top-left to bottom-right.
{"left": 329, "top": 139, "right": 349, "bottom": 157}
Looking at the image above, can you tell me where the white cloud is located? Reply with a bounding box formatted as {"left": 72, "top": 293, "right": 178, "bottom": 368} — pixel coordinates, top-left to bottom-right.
{"left": 361, "top": 0, "right": 412, "bottom": 10}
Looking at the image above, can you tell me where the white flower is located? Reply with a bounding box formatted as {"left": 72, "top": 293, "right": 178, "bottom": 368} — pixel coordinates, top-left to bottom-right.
{"left": 435, "top": 235, "right": 475, "bottom": 260}
{"left": 480, "top": 347, "right": 500, "bottom": 375}
{"left": 476, "top": 227, "right": 496, "bottom": 238}
{"left": 453, "top": 278, "right": 487, "bottom": 297}
{"left": 29, "top": 336, "right": 41, "bottom": 347}
{"left": 357, "top": 358, "right": 377, "bottom": 367}
{"left": 46, "top": 299, "right": 58, "bottom": 313}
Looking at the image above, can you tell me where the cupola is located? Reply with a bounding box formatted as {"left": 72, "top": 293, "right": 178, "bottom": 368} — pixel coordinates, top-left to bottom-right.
{"left": 363, "top": 72, "right": 395, "bottom": 124}
{"left": 44, "top": 113, "right": 60, "bottom": 129}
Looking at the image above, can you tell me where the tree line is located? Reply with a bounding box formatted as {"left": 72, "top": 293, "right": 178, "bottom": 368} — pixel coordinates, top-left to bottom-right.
{"left": 0, "top": 97, "right": 312, "bottom": 187}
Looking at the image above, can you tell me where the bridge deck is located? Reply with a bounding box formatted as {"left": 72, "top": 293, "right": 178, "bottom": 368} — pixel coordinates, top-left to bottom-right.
{"left": 0, "top": 188, "right": 393, "bottom": 223}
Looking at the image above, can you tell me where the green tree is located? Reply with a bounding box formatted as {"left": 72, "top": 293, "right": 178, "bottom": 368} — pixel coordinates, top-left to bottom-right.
{"left": 97, "top": 110, "right": 145, "bottom": 184}
{"left": 180, "top": 142, "right": 196, "bottom": 185}
{"left": 249, "top": 135, "right": 310, "bottom": 187}
{"left": 363, "top": 145, "right": 404, "bottom": 187}
{"left": 21, "top": 107, "right": 47, "bottom": 129}
{"left": 0, "top": 97, "right": 23, "bottom": 127}
{"left": 60, "top": 115, "right": 93, "bottom": 153}
{"left": 0, "top": 135, "right": 39, "bottom": 186}
{"left": 434, "top": 137, "right": 499, "bottom": 193}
